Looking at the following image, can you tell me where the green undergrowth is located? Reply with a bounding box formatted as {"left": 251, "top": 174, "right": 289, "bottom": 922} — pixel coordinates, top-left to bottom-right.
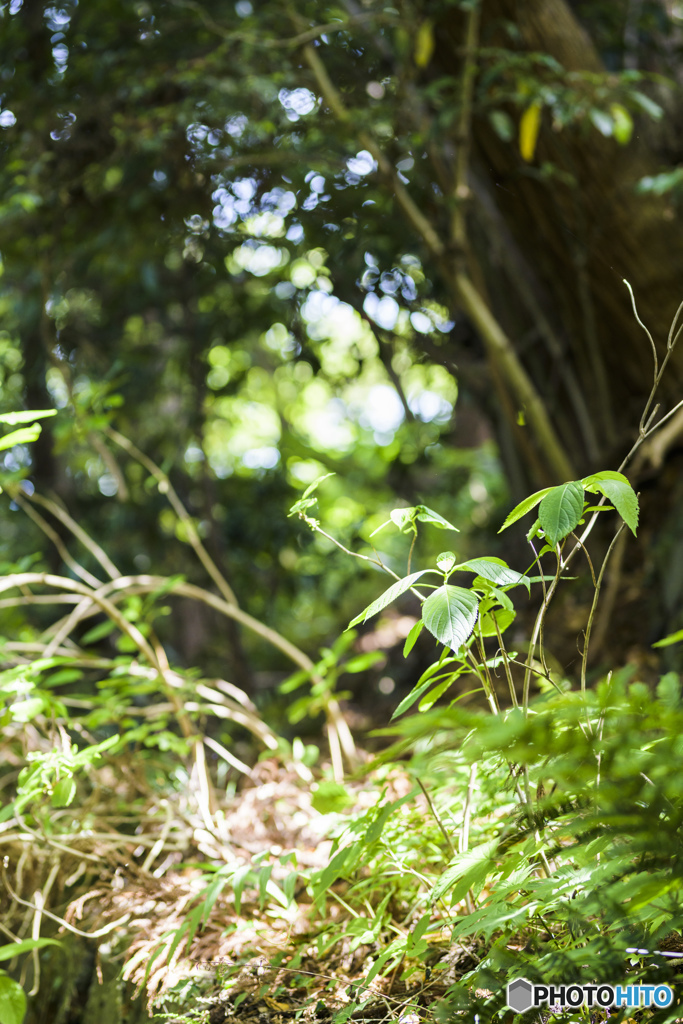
{"left": 159, "top": 669, "right": 683, "bottom": 1024}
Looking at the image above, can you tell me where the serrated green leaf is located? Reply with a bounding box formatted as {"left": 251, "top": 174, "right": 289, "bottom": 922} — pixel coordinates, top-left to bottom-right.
{"left": 421, "top": 586, "right": 479, "bottom": 652}
{"left": 499, "top": 488, "right": 553, "bottom": 533}
{"left": 582, "top": 471, "right": 638, "bottom": 536}
{"left": 454, "top": 557, "right": 530, "bottom": 593}
{"left": 0, "top": 975, "right": 26, "bottom": 1024}
{"left": 538, "top": 481, "right": 584, "bottom": 546}
{"left": 347, "top": 570, "right": 436, "bottom": 628}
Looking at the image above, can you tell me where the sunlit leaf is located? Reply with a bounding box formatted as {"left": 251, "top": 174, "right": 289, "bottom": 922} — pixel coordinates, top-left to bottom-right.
{"left": 538, "top": 481, "right": 584, "bottom": 546}
{"left": 499, "top": 488, "right": 553, "bottom": 533}
{"left": 0, "top": 975, "right": 26, "bottom": 1024}
{"left": 348, "top": 569, "right": 437, "bottom": 628}
{"left": 582, "top": 470, "right": 638, "bottom": 536}
{"left": 454, "top": 557, "right": 530, "bottom": 592}
{"left": 421, "top": 585, "right": 478, "bottom": 651}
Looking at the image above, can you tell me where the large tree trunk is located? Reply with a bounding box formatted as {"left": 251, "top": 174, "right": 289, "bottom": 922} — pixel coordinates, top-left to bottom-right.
{"left": 440, "top": 0, "right": 683, "bottom": 475}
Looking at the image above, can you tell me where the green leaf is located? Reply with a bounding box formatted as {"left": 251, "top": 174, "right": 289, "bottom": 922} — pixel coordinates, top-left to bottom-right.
{"left": 389, "top": 507, "right": 417, "bottom": 532}
{"left": 421, "top": 586, "right": 479, "bottom": 652}
{"left": 436, "top": 551, "right": 457, "bottom": 573}
{"left": 0, "top": 939, "right": 60, "bottom": 963}
{"left": 429, "top": 839, "right": 498, "bottom": 905}
{"left": 403, "top": 620, "right": 423, "bottom": 658}
{"left": 9, "top": 697, "right": 45, "bottom": 724}
{"left": 589, "top": 108, "right": 613, "bottom": 137}
{"left": 489, "top": 109, "right": 514, "bottom": 142}
{"left": 418, "top": 677, "right": 454, "bottom": 711}
{"left": 364, "top": 938, "right": 405, "bottom": 987}
{"left": 51, "top": 777, "right": 76, "bottom": 808}
{"left": 288, "top": 473, "right": 334, "bottom": 517}
{"left": 258, "top": 864, "right": 273, "bottom": 908}
{"left": 342, "top": 651, "right": 384, "bottom": 673}
{"left": 376, "top": 505, "right": 458, "bottom": 535}
{"left": 610, "top": 103, "right": 633, "bottom": 145}
{"left": 413, "top": 505, "right": 458, "bottom": 531}
{"left": 391, "top": 676, "right": 442, "bottom": 719}
{"left": 538, "top": 481, "right": 584, "bottom": 546}
{"left": 0, "top": 410, "right": 56, "bottom": 426}
{"left": 656, "top": 672, "right": 680, "bottom": 705}
{"left": 232, "top": 864, "right": 252, "bottom": 914}
{"left": 0, "top": 425, "right": 41, "bottom": 452}
{"left": 632, "top": 91, "right": 663, "bottom": 120}
{"left": 81, "top": 619, "right": 117, "bottom": 645}
{"left": 582, "top": 471, "right": 638, "bottom": 536}
{"left": 311, "top": 781, "right": 354, "bottom": 815}
{"left": 499, "top": 487, "right": 553, "bottom": 532}
{"left": 478, "top": 607, "right": 515, "bottom": 638}
{"left": 315, "top": 845, "right": 353, "bottom": 899}
{"left": 0, "top": 975, "right": 26, "bottom": 1024}
{"left": 454, "top": 557, "right": 530, "bottom": 593}
{"left": 301, "top": 472, "right": 334, "bottom": 500}
{"left": 347, "top": 570, "right": 436, "bottom": 628}
{"left": 653, "top": 629, "right": 683, "bottom": 649}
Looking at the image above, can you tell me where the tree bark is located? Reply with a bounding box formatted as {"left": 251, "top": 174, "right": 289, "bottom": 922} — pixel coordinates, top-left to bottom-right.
{"left": 438, "top": 0, "right": 683, "bottom": 472}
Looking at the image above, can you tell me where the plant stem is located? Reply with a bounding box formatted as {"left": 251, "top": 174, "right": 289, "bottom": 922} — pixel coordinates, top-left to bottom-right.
{"left": 580, "top": 523, "right": 625, "bottom": 693}
{"left": 416, "top": 778, "right": 456, "bottom": 860}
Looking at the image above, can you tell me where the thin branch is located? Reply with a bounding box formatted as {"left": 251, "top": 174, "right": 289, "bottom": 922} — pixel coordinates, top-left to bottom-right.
{"left": 169, "top": 1, "right": 390, "bottom": 49}
{"left": 26, "top": 492, "right": 120, "bottom": 580}
{"left": 9, "top": 493, "right": 102, "bottom": 589}
{"left": 2, "top": 861, "right": 130, "bottom": 938}
{"left": 106, "top": 427, "right": 239, "bottom": 607}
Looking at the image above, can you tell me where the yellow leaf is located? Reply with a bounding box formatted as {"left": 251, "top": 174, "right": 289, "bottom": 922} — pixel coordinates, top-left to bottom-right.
{"left": 519, "top": 103, "right": 542, "bottom": 162}
{"left": 415, "top": 20, "right": 434, "bottom": 68}
{"left": 610, "top": 103, "right": 633, "bottom": 145}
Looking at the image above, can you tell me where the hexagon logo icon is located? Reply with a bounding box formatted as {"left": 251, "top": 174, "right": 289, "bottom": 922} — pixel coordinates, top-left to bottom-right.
{"left": 507, "top": 978, "right": 534, "bottom": 1012}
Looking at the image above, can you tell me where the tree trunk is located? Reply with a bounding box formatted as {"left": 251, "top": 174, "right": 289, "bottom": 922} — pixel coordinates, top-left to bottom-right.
{"left": 439, "top": 0, "right": 683, "bottom": 474}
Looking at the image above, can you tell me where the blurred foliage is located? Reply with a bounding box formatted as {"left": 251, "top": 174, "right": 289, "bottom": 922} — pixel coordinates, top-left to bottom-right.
{"left": 0, "top": 0, "right": 680, "bottom": 684}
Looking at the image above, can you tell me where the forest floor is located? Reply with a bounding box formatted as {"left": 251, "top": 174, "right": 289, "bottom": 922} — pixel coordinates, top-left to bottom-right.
{"left": 10, "top": 755, "right": 479, "bottom": 1024}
